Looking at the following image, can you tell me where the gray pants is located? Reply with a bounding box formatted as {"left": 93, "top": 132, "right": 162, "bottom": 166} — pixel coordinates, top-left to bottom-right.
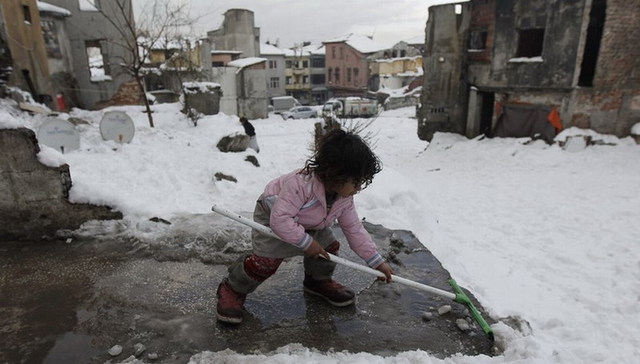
{"left": 226, "top": 201, "right": 339, "bottom": 295}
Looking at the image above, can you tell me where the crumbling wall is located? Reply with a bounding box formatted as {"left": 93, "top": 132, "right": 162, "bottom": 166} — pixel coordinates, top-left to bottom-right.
{"left": 0, "top": 128, "right": 121, "bottom": 240}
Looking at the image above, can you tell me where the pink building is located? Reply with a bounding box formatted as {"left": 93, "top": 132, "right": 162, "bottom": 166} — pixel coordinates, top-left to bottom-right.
{"left": 323, "top": 34, "right": 387, "bottom": 97}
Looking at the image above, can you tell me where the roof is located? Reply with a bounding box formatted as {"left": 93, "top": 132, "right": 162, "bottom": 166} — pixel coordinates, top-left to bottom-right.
{"left": 38, "top": 1, "right": 71, "bottom": 17}
{"left": 403, "top": 35, "right": 425, "bottom": 45}
{"left": 323, "top": 33, "right": 388, "bottom": 54}
{"left": 211, "top": 50, "right": 243, "bottom": 55}
{"left": 226, "top": 57, "right": 267, "bottom": 73}
{"left": 260, "top": 43, "right": 286, "bottom": 56}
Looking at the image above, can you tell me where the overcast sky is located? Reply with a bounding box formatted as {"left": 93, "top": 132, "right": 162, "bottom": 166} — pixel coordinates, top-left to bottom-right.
{"left": 136, "top": 0, "right": 465, "bottom": 49}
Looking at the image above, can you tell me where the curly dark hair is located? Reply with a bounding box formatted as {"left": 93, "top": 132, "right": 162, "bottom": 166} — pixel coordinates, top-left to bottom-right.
{"left": 302, "top": 129, "right": 382, "bottom": 191}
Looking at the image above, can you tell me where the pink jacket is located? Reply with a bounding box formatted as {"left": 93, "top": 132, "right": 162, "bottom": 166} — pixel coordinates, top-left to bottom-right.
{"left": 259, "top": 169, "right": 384, "bottom": 268}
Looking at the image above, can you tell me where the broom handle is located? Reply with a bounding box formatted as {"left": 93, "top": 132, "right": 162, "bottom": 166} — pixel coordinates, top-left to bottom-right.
{"left": 211, "top": 205, "right": 456, "bottom": 300}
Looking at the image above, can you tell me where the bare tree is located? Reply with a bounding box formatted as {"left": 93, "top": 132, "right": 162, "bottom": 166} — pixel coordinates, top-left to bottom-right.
{"left": 88, "top": 0, "right": 192, "bottom": 128}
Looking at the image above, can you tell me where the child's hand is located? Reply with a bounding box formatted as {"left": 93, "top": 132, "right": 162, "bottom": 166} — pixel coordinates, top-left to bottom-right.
{"left": 304, "top": 240, "right": 329, "bottom": 260}
{"left": 376, "top": 262, "right": 394, "bottom": 283}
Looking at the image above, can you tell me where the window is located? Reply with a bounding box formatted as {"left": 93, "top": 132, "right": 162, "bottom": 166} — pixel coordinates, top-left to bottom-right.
{"left": 335, "top": 67, "right": 340, "bottom": 82}
{"left": 515, "top": 28, "right": 545, "bottom": 57}
{"left": 302, "top": 75, "right": 308, "bottom": 84}
{"left": 469, "top": 30, "right": 488, "bottom": 51}
{"left": 85, "top": 40, "right": 110, "bottom": 80}
{"left": 339, "top": 47, "right": 343, "bottom": 60}
{"left": 327, "top": 67, "right": 332, "bottom": 82}
{"left": 353, "top": 68, "right": 359, "bottom": 86}
{"left": 269, "top": 77, "right": 280, "bottom": 88}
{"left": 286, "top": 76, "right": 292, "bottom": 85}
{"left": 269, "top": 60, "right": 277, "bottom": 69}
{"left": 311, "top": 58, "right": 324, "bottom": 68}
{"left": 332, "top": 47, "right": 336, "bottom": 59}
{"left": 286, "top": 60, "right": 292, "bottom": 68}
{"left": 23, "top": 5, "right": 31, "bottom": 23}
{"left": 311, "top": 74, "right": 325, "bottom": 85}
{"left": 347, "top": 68, "right": 352, "bottom": 83}
{"left": 302, "top": 60, "right": 308, "bottom": 68}
{"left": 212, "top": 61, "right": 224, "bottom": 67}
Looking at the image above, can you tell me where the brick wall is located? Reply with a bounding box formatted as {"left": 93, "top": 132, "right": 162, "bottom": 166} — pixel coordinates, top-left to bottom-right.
{"left": 92, "top": 79, "right": 144, "bottom": 110}
{"left": 594, "top": 0, "right": 640, "bottom": 89}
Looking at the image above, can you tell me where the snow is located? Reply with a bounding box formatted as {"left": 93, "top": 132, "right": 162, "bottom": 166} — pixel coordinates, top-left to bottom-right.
{"left": 2, "top": 100, "right": 639, "bottom": 364}
{"left": 324, "top": 33, "right": 389, "bottom": 54}
{"left": 226, "top": 57, "right": 268, "bottom": 72}
{"left": 261, "top": 43, "right": 287, "bottom": 56}
{"left": 631, "top": 122, "right": 640, "bottom": 135}
{"left": 182, "top": 82, "right": 221, "bottom": 93}
{"left": 508, "top": 56, "right": 544, "bottom": 63}
{"left": 38, "top": 1, "right": 72, "bottom": 17}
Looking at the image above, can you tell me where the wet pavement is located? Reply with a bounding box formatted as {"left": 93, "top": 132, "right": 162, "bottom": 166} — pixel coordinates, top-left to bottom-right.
{"left": 0, "top": 218, "right": 497, "bottom": 363}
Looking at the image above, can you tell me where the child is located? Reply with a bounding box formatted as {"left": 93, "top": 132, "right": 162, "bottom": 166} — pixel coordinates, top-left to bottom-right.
{"left": 216, "top": 129, "right": 394, "bottom": 324}
{"left": 239, "top": 116, "right": 260, "bottom": 153}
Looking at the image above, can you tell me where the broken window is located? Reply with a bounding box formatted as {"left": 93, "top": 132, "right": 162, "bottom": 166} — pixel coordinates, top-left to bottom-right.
{"left": 515, "top": 28, "right": 545, "bottom": 57}
{"left": 579, "top": 0, "right": 606, "bottom": 87}
{"left": 469, "top": 30, "right": 488, "bottom": 51}
{"left": 85, "top": 40, "right": 110, "bottom": 81}
{"left": 79, "top": 0, "right": 100, "bottom": 11}
{"left": 23, "top": 5, "right": 31, "bottom": 23}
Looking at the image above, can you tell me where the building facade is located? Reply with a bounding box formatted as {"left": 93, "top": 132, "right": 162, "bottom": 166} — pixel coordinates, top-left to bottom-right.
{"left": 207, "top": 9, "right": 260, "bottom": 57}
{"left": 0, "top": 0, "right": 54, "bottom": 103}
{"left": 323, "top": 34, "right": 387, "bottom": 98}
{"left": 418, "top": 0, "right": 640, "bottom": 141}
{"left": 260, "top": 42, "right": 286, "bottom": 100}
{"left": 45, "top": 0, "right": 135, "bottom": 109}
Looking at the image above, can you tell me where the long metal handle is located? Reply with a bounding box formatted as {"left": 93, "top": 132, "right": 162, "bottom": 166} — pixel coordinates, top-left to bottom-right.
{"left": 211, "top": 204, "right": 456, "bottom": 300}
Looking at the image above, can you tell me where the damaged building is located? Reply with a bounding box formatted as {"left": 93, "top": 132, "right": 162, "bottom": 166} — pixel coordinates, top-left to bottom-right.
{"left": 418, "top": 0, "right": 640, "bottom": 142}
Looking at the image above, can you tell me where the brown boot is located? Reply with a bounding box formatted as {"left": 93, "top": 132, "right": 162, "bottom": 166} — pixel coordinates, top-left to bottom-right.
{"left": 303, "top": 274, "right": 355, "bottom": 307}
{"left": 216, "top": 279, "right": 246, "bottom": 324}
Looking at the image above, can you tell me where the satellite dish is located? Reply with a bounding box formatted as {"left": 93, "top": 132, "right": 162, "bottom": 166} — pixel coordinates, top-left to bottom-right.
{"left": 37, "top": 118, "right": 80, "bottom": 154}
{"left": 100, "top": 111, "right": 135, "bottom": 143}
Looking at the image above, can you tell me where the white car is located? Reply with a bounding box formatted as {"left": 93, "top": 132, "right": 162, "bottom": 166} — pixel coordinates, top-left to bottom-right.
{"left": 281, "top": 106, "right": 318, "bottom": 120}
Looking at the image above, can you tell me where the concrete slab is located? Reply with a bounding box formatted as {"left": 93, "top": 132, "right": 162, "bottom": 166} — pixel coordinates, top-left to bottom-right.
{"left": 0, "top": 221, "right": 497, "bottom": 363}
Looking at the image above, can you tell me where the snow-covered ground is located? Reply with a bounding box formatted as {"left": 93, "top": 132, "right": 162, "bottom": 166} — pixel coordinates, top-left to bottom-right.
{"left": 2, "top": 100, "right": 639, "bottom": 363}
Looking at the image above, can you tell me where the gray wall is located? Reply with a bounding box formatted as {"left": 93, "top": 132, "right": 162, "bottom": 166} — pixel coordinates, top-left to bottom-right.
{"left": 207, "top": 9, "right": 260, "bottom": 57}
{"left": 0, "top": 128, "right": 121, "bottom": 240}
{"left": 237, "top": 68, "right": 267, "bottom": 119}
{"left": 45, "top": 0, "right": 135, "bottom": 109}
{"left": 418, "top": 2, "right": 471, "bottom": 141}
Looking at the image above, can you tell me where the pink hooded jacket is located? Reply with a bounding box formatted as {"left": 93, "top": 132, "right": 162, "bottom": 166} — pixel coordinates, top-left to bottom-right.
{"left": 259, "top": 169, "right": 384, "bottom": 268}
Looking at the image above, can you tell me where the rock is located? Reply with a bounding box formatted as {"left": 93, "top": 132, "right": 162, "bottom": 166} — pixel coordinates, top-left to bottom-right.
{"left": 108, "top": 344, "right": 123, "bottom": 356}
{"left": 216, "top": 134, "right": 250, "bottom": 152}
{"left": 149, "top": 217, "right": 171, "bottom": 225}
{"left": 147, "top": 352, "right": 159, "bottom": 360}
{"left": 134, "top": 343, "right": 146, "bottom": 357}
{"left": 456, "top": 318, "right": 470, "bottom": 331}
{"left": 245, "top": 155, "right": 260, "bottom": 167}
{"left": 214, "top": 172, "right": 237, "bottom": 183}
{"left": 422, "top": 311, "right": 434, "bottom": 321}
{"left": 438, "top": 305, "right": 452, "bottom": 315}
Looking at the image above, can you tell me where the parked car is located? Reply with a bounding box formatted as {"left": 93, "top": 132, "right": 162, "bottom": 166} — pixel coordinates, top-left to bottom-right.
{"left": 281, "top": 106, "right": 318, "bottom": 120}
